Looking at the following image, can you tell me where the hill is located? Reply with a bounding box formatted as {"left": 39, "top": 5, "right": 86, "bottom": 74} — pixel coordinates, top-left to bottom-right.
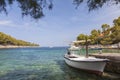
{"left": 0, "top": 32, "right": 39, "bottom": 46}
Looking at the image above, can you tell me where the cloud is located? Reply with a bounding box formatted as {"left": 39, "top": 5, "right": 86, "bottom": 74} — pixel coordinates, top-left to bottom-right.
{"left": 70, "top": 4, "right": 120, "bottom": 28}
{"left": 0, "top": 20, "right": 12, "bottom": 25}
{"left": 0, "top": 20, "right": 18, "bottom": 27}
{"left": 0, "top": 20, "right": 35, "bottom": 29}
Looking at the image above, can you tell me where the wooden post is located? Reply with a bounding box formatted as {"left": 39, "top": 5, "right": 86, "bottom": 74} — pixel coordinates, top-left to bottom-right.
{"left": 85, "top": 36, "right": 89, "bottom": 58}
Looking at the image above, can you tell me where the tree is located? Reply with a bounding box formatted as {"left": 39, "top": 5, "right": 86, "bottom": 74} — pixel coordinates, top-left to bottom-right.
{"left": 76, "top": 16, "right": 120, "bottom": 48}
{"left": 101, "top": 24, "right": 110, "bottom": 33}
{"left": 110, "top": 17, "right": 120, "bottom": 44}
{"left": 110, "top": 26, "right": 120, "bottom": 44}
{"left": 73, "top": 0, "right": 120, "bottom": 11}
{"left": 77, "top": 34, "right": 89, "bottom": 45}
{"left": 0, "top": 0, "right": 120, "bottom": 20}
{"left": 100, "top": 35, "right": 112, "bottom": 45}
{"left": 113, "top": 17, "right": 120, "bottom": 26}
{"left": 89, "top": 29, "right": 100, "bottom": 44}
{"left": 0, "top": 32, "right": 39, "bottom": 46}
{"left": 0, "top": 0, "right": 53, "bottom": 19}
{"left": 77, "top": 34, "right": 87, "bottom": 40}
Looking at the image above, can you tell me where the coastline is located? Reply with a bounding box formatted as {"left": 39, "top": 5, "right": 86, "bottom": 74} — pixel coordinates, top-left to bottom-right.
{"left": 89, "top": 53, "right": 120, "bottom": 74}
{"left": 0, "top": 45, "right": 39, "bottom": 49}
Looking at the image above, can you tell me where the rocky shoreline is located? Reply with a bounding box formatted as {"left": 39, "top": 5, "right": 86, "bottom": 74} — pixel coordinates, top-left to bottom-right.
{"left": 89, "top": 53, "right": 120, "bottom": 74}
{"left": 0, "top": 45, "right": 39, "bottom": 49}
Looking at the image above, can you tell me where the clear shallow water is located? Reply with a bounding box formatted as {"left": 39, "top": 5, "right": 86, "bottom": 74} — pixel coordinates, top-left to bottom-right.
{"left": 0, "top": 47, "right": 115, "bottom": 80}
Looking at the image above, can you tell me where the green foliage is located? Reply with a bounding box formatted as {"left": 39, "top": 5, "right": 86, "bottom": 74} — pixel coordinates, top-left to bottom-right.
{"left": 73, "top": 0, "right": 120, "bottom": 11}
{"left": 110, "top": 26, "right": 120, "bottom": 43}
{"left": 0, "top": 0, "right": 53, "bottom": 19}
{"left": 100, "top": 36, "right": 112, "bottom": 45}
{"left": 77, "top": 34, "right": 86, "bottom": 40}
{"left": 113, "top": 17, "right": 120, "bottom": 26}
{"left": 110, "top": 17, "right": 120, "bottom": 44}
{"left": 89, "top": 29, "right": 100, "bottom": 44}
{"left": 77, "top": 34, "right": 89, "bottom": 45}
{"left": 101, "top": 24, "right": 110, "bottom": 32}
{"left": 76, "top": 16, "right": 120, "bottom": 46}
{"left": 0, "top": 32, "right": 39, "bottom": 46}
{"left": 0, "top": 0, "right": 120, "bottom": 20}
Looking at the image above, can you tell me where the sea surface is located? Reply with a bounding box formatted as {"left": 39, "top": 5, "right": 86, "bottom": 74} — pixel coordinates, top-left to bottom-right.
{"left": 0, "top": 47, "right": 117, "bottom": 80}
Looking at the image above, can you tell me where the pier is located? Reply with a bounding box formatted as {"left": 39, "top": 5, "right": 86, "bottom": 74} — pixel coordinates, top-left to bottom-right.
{"left": 89, "top": 53, "right": 120, "bottom": 73}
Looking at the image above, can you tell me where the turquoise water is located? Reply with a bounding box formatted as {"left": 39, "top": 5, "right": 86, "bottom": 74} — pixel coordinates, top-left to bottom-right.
{"left": 0, "top": 47, "right": 115, "bottom": 80}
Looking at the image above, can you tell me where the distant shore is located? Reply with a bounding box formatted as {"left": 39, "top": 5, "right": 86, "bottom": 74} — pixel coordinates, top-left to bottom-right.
{"left": 0, "top": 45, "right": 39, "bottom": 49}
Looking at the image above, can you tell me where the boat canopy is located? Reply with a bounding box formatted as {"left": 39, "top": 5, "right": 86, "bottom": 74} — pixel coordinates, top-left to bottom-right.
{"left": 73, "top": 39, "right": 91, "bottom": 44}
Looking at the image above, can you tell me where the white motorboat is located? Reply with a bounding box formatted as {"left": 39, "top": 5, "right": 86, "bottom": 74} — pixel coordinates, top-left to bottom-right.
{"left": 64, "top": 40, "right": 109, "bottom": 75}
{"left": 68, "top": 42, "right": 81, "bottom": 51}
{"left": 64, "top": 54, "right": 108, "bottom": 75}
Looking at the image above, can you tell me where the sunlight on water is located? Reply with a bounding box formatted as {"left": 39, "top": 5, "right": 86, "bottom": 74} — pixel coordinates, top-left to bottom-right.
{"left": 0, "top": 47, "right": 116, "bottom": 80}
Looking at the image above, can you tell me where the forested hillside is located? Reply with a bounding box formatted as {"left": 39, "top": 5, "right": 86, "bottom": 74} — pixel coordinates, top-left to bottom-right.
{"left": 77, "top": 17, "right": 120, "bottom": 46}
{"left": 0, "top": 32, "right": 39, "bottom": 46}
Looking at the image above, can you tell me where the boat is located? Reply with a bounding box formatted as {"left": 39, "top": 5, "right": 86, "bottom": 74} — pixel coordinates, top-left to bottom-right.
{"left": 68, "top": 42, "right": 80, "bottom": 51}
{"left": 90, "top": 47, "right": 102, "bottom": 50}
{"left": 64, "top": 40, "right": 109, "bottom": 75}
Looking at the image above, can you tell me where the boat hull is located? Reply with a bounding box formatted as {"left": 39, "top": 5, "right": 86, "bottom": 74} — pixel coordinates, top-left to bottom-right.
{"left": 64, "top": 56, "right": 107, "bottom": 75}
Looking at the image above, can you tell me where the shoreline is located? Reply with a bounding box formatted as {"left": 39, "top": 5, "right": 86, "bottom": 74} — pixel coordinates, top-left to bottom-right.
{"left": 89, "top": 53, "right": 120, "bottom": 74}
{"left": 0, "top": 45, "right": 39, "bottom": 49}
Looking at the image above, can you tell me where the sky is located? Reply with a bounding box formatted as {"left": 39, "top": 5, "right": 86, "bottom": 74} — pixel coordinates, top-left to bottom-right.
{"left": 0, "top": 0, "right": 120, "bottom": 47}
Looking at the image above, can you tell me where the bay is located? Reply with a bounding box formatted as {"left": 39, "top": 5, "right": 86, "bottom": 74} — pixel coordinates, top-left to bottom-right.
{"left": 0, "top": 47, "right": 114, "bottom": 80}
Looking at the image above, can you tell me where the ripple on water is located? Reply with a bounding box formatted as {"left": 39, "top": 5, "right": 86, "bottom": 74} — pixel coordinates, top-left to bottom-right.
{"left": 0, "top": 47, "right": 118, "bottom": 80}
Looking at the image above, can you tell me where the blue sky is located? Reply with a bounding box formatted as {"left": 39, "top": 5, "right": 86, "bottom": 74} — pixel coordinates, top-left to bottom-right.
{"left": 0, "top": 0, "right": 120, "bottom": 47}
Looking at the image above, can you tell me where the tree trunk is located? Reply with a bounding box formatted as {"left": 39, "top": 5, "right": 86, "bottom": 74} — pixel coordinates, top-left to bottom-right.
{"left": 117, "top": 42, "right": 120, "bottom": 49}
